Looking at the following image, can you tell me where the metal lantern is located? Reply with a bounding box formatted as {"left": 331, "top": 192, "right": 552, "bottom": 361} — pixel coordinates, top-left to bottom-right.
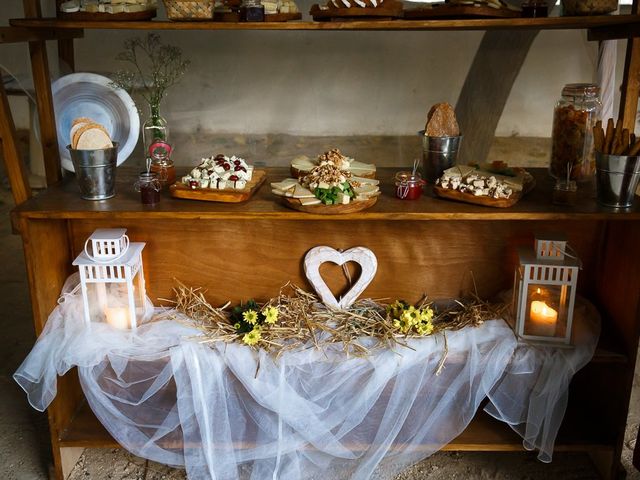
{"left": 73, "top": 229, "right": 147, "bottom": 331}
{"left": 512, "top": 233, "right": 580, "bottom": 345}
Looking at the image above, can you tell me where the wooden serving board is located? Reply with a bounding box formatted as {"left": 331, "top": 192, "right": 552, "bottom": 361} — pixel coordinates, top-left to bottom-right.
{"left": 404, "top": 4, "right": 520, "bottom": 19}
{"left": 58, "top": 9, "right": 156, "bottom": 21}
{"left": 266, "top": 12, "right": 303, "bottom": 21}
{"left": 433, "top": 186, "right": 522, "bottom": 208}
{"left": 169, "top": 169, "right": 266, "bottom": 203}
{"left": 281, "top": 195, "right": 378, "bottom": 214}
{"left": 310, "top": 1, "right": 403, "bottom": 20}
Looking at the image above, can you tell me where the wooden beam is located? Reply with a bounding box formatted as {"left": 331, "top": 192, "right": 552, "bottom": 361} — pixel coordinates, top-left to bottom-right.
{"left": 0, "top": 26, "right": 82, "bottom": 44}
{"left": 588, "top": 24, "right": 640, "bottom": 42}
{"left": 618, "top": 0, "right": 640, "bottom": 134}
{"left": 23, "top": 0, "right": 63, "bottom": 185}
{"left": 57, "top": 38, "right": 75, "bottom": 72}
{"left": 455, "top": 30, "right": 539, "bottom": 165}
{"left": 0, "top": 80, "right": 31, "bottom": 205}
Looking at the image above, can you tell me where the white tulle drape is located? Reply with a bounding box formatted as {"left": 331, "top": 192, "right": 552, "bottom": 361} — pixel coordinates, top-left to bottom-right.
{"left": 14, "top": 275, "right": 599, "bottom": 479}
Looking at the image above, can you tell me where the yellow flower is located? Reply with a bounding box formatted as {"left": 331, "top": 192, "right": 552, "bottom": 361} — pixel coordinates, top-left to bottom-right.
{"left": 401, "top": 310, "right": 419, "bottom": 327}
{"left": 417, "top": 321, "right": 434, "bottom": 336}
{"left": 243, "top": 327, "right": 262, "bottom": 346}
{"left": 233, "top": 322, "right": 241, "bottom": 330}
{"left": 420, "top": 307, "right": 434, "bottom": 322}
{"left": 263, "top": 306, "right": 279, "bottom": 324}
{"left": 393, "top": 319, "right": 401, "bottom": 329}
{"left": 243, "top": 309, "right": 258, "bottom": 325}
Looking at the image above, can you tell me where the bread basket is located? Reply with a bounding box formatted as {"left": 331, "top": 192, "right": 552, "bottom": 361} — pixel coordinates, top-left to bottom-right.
{"left": 163, "top": 0, "right": 214, "bottom": 19}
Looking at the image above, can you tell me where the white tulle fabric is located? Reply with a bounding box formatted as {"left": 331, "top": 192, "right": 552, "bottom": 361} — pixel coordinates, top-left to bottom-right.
{"left": 485, "top": 301, "right": 600, "bottom": 463}
{"left": 14, "top": 275, "right": 598, "bottom": 479}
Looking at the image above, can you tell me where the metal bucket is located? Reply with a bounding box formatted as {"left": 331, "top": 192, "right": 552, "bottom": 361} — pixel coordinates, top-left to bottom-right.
{"left": 595, "top": 152, "right": 640, "bottom": 208}
{"left": 419, "top": 131, "right": 463, "bottom": 182}
{"left": 68, "top": 143, "right": 119, "bottom": 200}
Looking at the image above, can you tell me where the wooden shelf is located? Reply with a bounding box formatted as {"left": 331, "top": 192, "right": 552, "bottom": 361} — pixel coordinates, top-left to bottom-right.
{"left": 12, "top": 168, "right": 640, "bottom": 223}
{"left": 9, "top": 14, "right": 640, "bottom": 32}
{"left": 59, "top": 400, "right": 613, "bottom": 453}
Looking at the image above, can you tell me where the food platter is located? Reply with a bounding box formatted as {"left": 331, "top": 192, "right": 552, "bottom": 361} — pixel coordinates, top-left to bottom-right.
{"left": 281, "top": 195, "right": 378, "bottom": 214}
{"left": 51, "top": 73, "right": 139, "bottom": 172}
{"left": 170, "top": 170, "right": 267, "bottom": 203}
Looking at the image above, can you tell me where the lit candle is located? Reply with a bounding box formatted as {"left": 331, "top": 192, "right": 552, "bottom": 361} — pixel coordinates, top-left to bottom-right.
{"left": 529, "top": 300, "right": 558, "bottom": 336}
{"left": 104, "top": 307, "right": 130, "bottom": 330}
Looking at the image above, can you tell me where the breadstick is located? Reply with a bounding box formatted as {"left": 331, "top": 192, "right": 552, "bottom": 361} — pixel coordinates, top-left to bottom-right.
{"left": 604, "top": 118, "right": 614, "bottom": 154}
{"left": 593, "top": 122, "right": 605, "bottom": 153}
{"left": 630, "top": 140, "right": 640, "bottom": 156}
{"left": 620, "top": 129, "right": 630, "bottom": 155}
{"left": 612, "top": 119, "right": 623, "bottom": 153}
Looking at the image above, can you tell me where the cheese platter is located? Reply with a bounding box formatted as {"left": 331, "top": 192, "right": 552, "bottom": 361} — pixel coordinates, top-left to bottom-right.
{"left": 169, "top": 154, "right": 266, "bottom": 203}
{"left": 291, "top": 149, "right": 376, "bottom": 179}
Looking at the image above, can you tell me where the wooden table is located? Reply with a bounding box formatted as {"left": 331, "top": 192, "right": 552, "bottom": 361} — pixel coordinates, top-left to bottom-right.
{"left": 11, "top": 167, "right": 640, "bottom": 478}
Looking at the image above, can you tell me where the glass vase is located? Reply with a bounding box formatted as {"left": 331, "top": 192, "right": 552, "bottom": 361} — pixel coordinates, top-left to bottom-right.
{"left": 143, "top": 105, "right": 175, "bottom": 186}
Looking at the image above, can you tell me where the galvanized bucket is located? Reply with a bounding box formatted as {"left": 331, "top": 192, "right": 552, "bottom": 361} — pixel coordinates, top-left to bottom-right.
{"left": 595, "top": 152, "right": 640, "bottom": 209}
{"left": 68, "top": 143, "right": 119, "bottom": 200}
{"left": 419, "top": 131, "right": 463, "bottom": 183}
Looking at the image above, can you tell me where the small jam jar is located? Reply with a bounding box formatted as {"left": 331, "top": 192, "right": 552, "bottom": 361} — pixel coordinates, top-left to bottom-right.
{"left": 134, "top": 172, "right": 161, "bottom": 205}
{"left": 395, "top": 171, "right": 425, "bottom": 200}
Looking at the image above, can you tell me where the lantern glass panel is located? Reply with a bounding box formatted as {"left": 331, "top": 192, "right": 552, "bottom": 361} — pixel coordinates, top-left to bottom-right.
{"left": 523, "top": 285, "right": 571, "bottom": 339}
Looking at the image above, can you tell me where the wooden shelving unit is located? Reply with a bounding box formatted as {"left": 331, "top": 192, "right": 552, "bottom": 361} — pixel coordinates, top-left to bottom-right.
{"left": 5, "top": 2, "right": 640, "bottom": 479}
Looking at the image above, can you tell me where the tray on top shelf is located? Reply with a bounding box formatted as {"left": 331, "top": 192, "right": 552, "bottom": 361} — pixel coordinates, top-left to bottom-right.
{"left": 57, "top": 9, "right": 157, "bottom": 21}
{"left": 169, "top": 169, "right": 267, "bottom": 203}
{"left": 310, "top": 0, "right": 403, "bottom": 20}
{"left": 404, "top": 3, "right": 520, "bottom": 18}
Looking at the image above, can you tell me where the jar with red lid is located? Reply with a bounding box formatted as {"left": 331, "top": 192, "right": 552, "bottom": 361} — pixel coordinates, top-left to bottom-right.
{"left": 395, "top": 171, "right": 425, "bottom": 200}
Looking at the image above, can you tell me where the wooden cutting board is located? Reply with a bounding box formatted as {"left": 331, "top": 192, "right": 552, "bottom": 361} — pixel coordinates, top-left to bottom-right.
{"left": 58, "top": 9, "right": 156, "bottom": 21}
{"left": 404, "top": 4, "right": 520, "bottom": 18}
{"left": 281, "top": 195, "right": 378, "bottom": 214}
{"left": 310, "top": 0, "right": 403, "bottom": 20}
{"left": 169, "top": 169, "right": 266, "bottom": 203}
{"left": 433, "top": 186, "right": 522, "bottom": 208}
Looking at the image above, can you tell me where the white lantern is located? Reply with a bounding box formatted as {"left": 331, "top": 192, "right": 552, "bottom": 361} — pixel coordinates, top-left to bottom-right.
{"left": 73, "top": 229, "right": 147, "bottom": 331}
{"left": 512, "top": 233, "right": 580, "bottom": 345}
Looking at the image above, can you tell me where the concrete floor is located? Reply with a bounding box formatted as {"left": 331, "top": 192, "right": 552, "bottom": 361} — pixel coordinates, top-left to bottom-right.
{"left": 1, "top": 135, "right": 638, "bottom": 479}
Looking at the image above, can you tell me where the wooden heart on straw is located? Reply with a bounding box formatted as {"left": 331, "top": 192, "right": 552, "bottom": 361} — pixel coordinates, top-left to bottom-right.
{"left": 304, "top": 246, "right": 378, "bottom": 310}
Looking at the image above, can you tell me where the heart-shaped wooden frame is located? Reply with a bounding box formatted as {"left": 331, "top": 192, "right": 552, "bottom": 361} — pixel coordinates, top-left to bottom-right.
{"left": 304, "top": 246, "right": 378, "bottom": 310}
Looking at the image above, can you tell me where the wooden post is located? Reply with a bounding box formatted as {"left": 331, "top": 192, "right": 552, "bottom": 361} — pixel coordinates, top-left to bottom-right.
{"left": 455, "top": 30, "right": 539, "bottom": 165}
{"left": 0, "top": 81, "right": 31, "bottom": 205}
{"left": 619, "top": 0, "right": 640, "bottom": 133}
{"left": 58, "top": 38, "right": 75, "bottom": 73}
{"left": 23, "top": 0, "right": 62, "bottom": 186}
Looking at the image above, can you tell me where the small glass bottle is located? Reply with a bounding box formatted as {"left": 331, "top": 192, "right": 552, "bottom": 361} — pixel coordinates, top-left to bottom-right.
{"left": 550, "top": 83, "right": 601, "bottom": 182}
{"left": 241, "top": 0, "right": 265, "bottom": 21}
{"left": 134, "top": 172, "right": 161, "bottom": 205}
{"left": 395, "top": 171, "right": 425, "bottom": 200}
{"left": 143, "top": 105, "right": 169, "bottom": 162}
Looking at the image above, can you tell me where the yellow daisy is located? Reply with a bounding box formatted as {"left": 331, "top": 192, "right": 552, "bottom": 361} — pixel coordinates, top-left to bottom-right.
{"left": 243, "top": 309, "right": 258, "bottom": 325}
{"left": 243, "top": 328, "right": 261, "bottom": 346}
{"left": 263, "top": 306, "right": 279, "bottom": 324}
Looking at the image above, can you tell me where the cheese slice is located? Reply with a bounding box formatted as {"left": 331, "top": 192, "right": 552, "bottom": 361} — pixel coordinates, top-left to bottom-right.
{"left": 348, "top": 160, "right": 376, "bottom": 175}
{"left": 300, "top": 197, "right": 322, "bottom": 206}
{"left": 272, "top": 189, "right": 287, "bottom": 196}
{"left": 351, "top": 176, "right": 379, "bottom": 185}
{"left": 270, "top": 179, "right": 297, "bottom": 191}
{"left": 290, "top": 156, "right": 315, "bottom": 172}
{"left": 353, "top": 184, "right": 379, "bottom": 195}
{"left": 293, "top": 184, "right": 315, "bottom": 199}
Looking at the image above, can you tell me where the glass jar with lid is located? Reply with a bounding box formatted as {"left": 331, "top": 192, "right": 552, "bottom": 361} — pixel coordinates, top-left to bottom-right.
{"left": 395, "top": 171, "right": 426, "bottom": 200}
{"left": 549, "top": 83, "right": 601, "bottom": 182}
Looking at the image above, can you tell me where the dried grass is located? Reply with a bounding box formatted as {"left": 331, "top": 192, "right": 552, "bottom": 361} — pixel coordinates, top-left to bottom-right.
{"left": 160, "top": 280, "right": 507, "bottom": 358}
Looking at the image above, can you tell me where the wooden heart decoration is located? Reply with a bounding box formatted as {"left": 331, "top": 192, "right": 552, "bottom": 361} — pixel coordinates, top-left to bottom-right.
{"left": 304, "top": 246, "right": 378, "bottom": 310}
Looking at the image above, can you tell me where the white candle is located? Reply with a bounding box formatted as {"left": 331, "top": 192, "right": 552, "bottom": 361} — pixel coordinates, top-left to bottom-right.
{"left": 104, "top": 307, "right": 130, "bottom": 330}
{"left": 529, "top": 300, "right": 558, "bottom": 336}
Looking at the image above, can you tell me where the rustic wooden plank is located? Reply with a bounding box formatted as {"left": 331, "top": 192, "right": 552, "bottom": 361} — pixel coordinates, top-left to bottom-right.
{"left": 619, "top": 0, "right": 640, "bottom": 134}
{"left": 23, "top": 0, "right": 63, "bottom": 186}
{"left": 0, "top": 26, "right": 82, "bottom": 43}
{"left": 19, "top": 219, "right": 80, "bottom": 480}
{"left": 9, "top": 15, "right": 640, "bottom": 31}
{"left": 11, "top": 167, "right": 640, "bottom": 221}
{"left": 0, "top": 80, "right": 31, "bottom": 205}
{"left": 455, "top": 30, "right": 538, "bottom": 166}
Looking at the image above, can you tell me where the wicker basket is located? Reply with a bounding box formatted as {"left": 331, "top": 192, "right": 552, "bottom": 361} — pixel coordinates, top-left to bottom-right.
{"left": 562, "top": 0, "right": 617, "bottom": 15}
{"left": 163, "top": 0, "right": 214, "bottom": 20}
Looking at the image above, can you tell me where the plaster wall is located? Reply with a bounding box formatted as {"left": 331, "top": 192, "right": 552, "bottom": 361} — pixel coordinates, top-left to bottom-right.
{"left": 0, "top": 1, "right": 630, "bottom": 137}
